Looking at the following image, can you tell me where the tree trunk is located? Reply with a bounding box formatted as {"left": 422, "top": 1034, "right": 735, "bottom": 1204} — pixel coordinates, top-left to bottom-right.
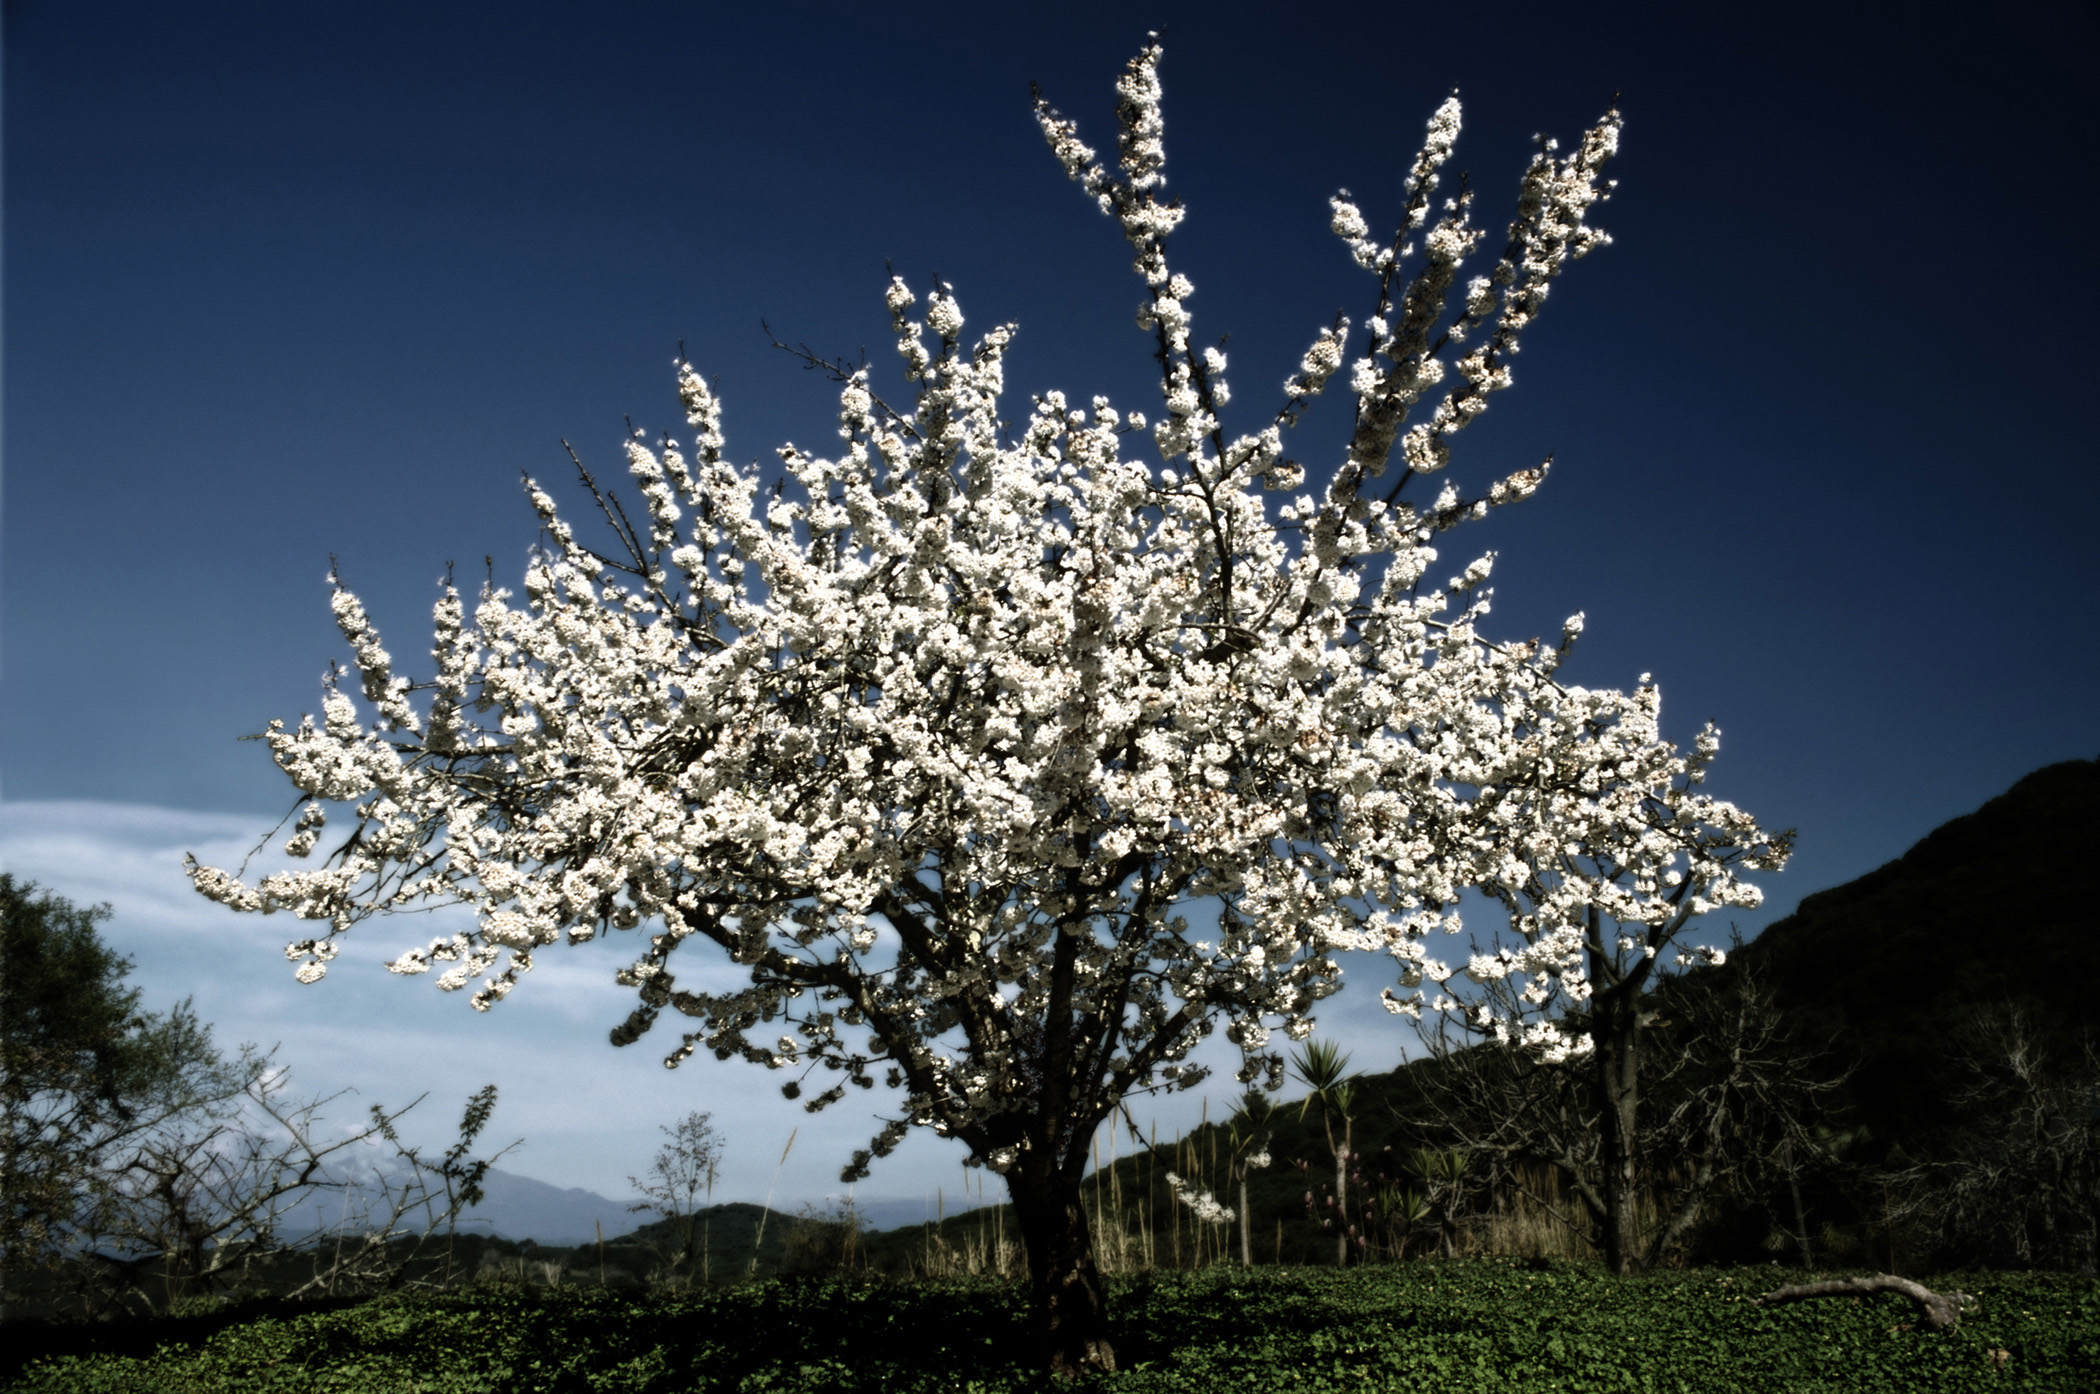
{"left": 1238, "top": 1174, "right": 1252, "bottom": 1267}
{"left": 1005, "top": 1167, "right": 1116, "bottom": 1377}
{"left": 1333, "top": 1126, "right": 1352, "bottom": 1266}
{"left": 1592, "top": 999, "right": 1644, "bottom": 1275}
{"left": 1787, "top": 1158, "right": 1815, "bottom": 1269}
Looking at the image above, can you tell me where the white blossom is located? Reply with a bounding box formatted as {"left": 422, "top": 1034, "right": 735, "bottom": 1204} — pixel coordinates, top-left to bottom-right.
{"left": 1165, "top": 1171, "right": 1235, "bottom": 1224}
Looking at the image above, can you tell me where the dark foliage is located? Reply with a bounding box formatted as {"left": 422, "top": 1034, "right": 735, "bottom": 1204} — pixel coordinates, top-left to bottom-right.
{"left": 1, "top": 876, "right": 238, "bottom": 1288}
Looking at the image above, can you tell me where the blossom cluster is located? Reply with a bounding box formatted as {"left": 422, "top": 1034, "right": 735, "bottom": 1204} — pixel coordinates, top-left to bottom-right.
{"left": 189, "top": 42, "right": 1778, "bottom": 1181}
{"left": 1375, "top": 666, "right": 1792, "bottom": 1060}
{"left": 1164, "top": 1171, "right": 1235, "bottom": 1225}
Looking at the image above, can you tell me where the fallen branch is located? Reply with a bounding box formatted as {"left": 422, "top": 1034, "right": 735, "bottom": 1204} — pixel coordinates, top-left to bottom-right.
{"left": 1754, "top": 1273, "right": 1972, "bottom": 1331}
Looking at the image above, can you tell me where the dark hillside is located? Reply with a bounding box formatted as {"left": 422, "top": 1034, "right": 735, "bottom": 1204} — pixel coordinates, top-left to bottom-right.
{"left": 1729, "top": 757, "right": 2099, "bottom": 1136}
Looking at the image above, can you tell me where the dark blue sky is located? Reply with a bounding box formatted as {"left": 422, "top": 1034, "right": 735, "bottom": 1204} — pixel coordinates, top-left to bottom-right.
{"left": 4, "top": 1, "right": 2096, "bottom": 1200}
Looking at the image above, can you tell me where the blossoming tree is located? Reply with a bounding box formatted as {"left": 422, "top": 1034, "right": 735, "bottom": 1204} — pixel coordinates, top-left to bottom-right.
{"left": 188, "top": 41, "right": 1769, "bottom": 1373}
{"left": 1397, "top": 676, "right": 1793, "bottom": 1272}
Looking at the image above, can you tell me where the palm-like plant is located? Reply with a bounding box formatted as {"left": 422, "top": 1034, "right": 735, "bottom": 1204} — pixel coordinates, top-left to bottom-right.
{"left": 1224, "top": 1089, "right": 1275, "bottom": 1266}
{"left": 1373, "top": 1184, "right": 1435, "bottom": 1259}
{"left": 1408, "top": 1147, "right": 1470, "bottom": 1257}
{"left": 1293, "top": 1041, "right": 1359, "bottom": 1265}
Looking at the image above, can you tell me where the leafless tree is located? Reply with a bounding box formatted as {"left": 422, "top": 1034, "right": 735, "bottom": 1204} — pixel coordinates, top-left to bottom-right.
{"left": 627, "top": 1110, "right": 722, "bottom": 1283}
{"left": 66, "top": 1057, "right": 512, "bottom": 1315}
{"left": 1418, "top": 956, "right": 1851, "bottom": 1269}
{"left": 1891, "top": 1004, "right": 2099, "bottom": 1272}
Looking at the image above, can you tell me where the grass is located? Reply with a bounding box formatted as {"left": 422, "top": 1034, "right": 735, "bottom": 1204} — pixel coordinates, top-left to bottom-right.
{"left": 6, "top": 1259, "right": 2095, "bottom": 1393}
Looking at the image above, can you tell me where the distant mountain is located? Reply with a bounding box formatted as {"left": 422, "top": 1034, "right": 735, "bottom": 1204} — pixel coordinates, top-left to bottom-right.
{"left": 456, "top": 1175, "right": 958, "bottom": 1245}
{"left": 457, "top": 1169, "right": 647, "bottom": 1246}
{"left": 834, "top": 1197, "right": 961, "bottom": 1233}
{"left": 266, "top": 1155, "right": 963, "bottom": 1248}
{"left": 595, "top": 1193, "right": 954, "bottom": 1245}
{"left": 255, "top": 1163, "right": 640, "bottom": 1247}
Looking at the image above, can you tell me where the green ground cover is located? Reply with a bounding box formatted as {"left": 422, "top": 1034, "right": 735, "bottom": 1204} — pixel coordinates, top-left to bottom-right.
{"left": 7, "top": 1260, "right": 2094, "bottom": 1393}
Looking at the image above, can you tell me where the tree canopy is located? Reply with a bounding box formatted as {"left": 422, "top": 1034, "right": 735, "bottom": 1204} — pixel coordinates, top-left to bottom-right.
{"left": 1, "top": 875, "right": 237, "bottom": 1280}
